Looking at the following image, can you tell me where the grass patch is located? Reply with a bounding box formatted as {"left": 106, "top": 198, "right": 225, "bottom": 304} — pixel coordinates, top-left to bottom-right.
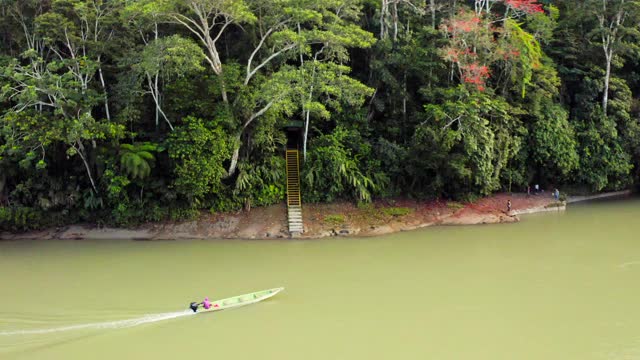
{"left": 383, "top": 207, "right": 412, "bottom": 217}
{"left": 446, "top": 201, "right": 465, "bottom": 211}
{"left": 324, "top": 214, "right": 346, "bottom": 226}
{"left": 356, "top": 201, "right": 375, "bottom": 211}
{"left": 355, "top": 202, "right": 381, "bottom": 219}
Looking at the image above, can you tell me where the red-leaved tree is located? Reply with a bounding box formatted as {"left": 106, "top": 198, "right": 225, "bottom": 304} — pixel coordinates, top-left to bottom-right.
{"left": 505, "top": 0, "right": 544, "bottom": 14}
{"left": 441, "top": 1, "right": 543, "bottom": 91}
{"left": 441, "top": 10, "right": 498, "bottom": 90}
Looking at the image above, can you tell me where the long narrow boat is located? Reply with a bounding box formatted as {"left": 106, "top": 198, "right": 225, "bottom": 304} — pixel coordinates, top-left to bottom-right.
{"left": 194, "top": 287, "right": 284, "bottom": 313}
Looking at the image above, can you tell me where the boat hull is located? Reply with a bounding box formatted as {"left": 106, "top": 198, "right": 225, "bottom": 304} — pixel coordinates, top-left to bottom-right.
{"left": 197, "top": 287, "right": 284, "bottom": 313}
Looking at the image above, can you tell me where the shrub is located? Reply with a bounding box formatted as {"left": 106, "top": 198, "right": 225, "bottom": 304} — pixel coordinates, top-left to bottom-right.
{"left": 167, "top": 117, "right": 232, "bottom": 201}
{"left": 324, "top": 214, "right": 345, "bottom": 226}
{"left": 0, "top": 206, "right": 43, "bottom": 232}
{"left": 446, "top": 201, "right": 465, "bottom": 210}
{"left": 383, "top": 207, "right": 412, "bottom": 217}
{"left": 302, "top": 127, "right": 379, "bottom": 203}
{"left": 169, "top": 207, "right": 200, "bottom": 221}
{"left": 209, "top": 195, "right": 243, "bottom": 214}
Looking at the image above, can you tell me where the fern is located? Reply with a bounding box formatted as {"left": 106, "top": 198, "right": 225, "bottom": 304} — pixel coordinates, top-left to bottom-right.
{"left": 119, "top": 142, "right": 162, "bottom": 180}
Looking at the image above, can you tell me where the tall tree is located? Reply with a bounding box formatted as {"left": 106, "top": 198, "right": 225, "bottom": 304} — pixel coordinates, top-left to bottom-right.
{"left": 129, "top": 35, "right": 206, "bottom": 130}
{"left": 158, "top": 0, "right": 255, "bottom": 104}
{"left": 152, "top": 0, "right": 375, "bottom": 176}
{"left": 37, "top": 0, "right": 124, "bottom": 121}
{"left": 590, "top": 0, "right": 640, "bottom": 114}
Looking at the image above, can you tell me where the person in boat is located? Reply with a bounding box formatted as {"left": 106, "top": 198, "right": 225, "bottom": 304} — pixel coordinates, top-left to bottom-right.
{"left": 189, "top": 297, "right": 212, "bottom": 312}
{"left": 202, "top": 297, "right": 212, "bottom": 310}
{"left": 189, "top": 302, "right": 199, "bottom": 312}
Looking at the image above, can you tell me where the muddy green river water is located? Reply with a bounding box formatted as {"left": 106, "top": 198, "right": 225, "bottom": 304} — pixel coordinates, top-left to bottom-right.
{"left": 1, "top": 198, "right": 640, "bottom": 359}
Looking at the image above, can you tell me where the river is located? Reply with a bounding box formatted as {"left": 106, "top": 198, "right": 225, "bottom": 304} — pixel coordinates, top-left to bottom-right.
{"left": 1, "top": 198, "right": 640, "bottom": 359}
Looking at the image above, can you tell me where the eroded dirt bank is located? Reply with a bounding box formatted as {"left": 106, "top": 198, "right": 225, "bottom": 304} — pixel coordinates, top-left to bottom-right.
{"left": 1, "top": 192, "right": 571, "bottom": 241}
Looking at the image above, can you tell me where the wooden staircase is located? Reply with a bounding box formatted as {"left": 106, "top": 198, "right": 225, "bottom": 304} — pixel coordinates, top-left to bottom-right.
{"left": 285, "top": 149, "right": 303, "bottom": 235}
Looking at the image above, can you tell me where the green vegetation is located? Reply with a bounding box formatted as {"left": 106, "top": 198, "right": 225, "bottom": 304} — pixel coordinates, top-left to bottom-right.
{"left": 383, "top": 207, "right": 412, "bottom": 217}
{"left": 446, "top": 202, "right": 465, "bottom": 211}
{"left": 1, "top": 0, "right": 639, "bottom": 231}
{"left": 324, "top": 215, "right": 346, "bottom": 226}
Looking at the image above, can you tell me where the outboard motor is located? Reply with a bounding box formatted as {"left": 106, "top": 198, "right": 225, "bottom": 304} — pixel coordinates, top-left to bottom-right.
{"left": 189, "top": 302, "right": 199, "bottom": 313}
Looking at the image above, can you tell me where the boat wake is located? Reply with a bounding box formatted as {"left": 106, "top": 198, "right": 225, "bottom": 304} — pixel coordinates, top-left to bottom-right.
{"left": 0, "top": 310, "right": 194, "bottom": 336}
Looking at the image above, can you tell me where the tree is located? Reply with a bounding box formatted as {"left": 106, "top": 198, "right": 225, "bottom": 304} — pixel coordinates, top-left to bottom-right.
{"left": 155, "top": 0, "right": 376, "bottom": 177}
{"left": 2, "top": 0, "right": 640, "bottom": 230}
{"left": 291, "top": 2, "right": 376, "bottom": 159}
{"left": 158, "top": 0, "right": 255, "bottom": 103}
{"left": 378, "top": 0, "right": 425, "bottom": 40}
{"left": 418, "top": 86, "right": 521, "bottom": 197}
{"left": 36, "top": 0, "right": 125, "bottom": 121}
{"left": 298, "top": 63, "right": 374, "bottom": 160}
{"left": 129, "top": 35, "right": 206, "bottom": 130}
{"left": 1, "top": 51, "right": 124, "bottom": 194}
{"left": 302, "top": 126, "right": 378, "bottom": 202}
{"left": 122, "top": 0, "right": 172, "bottom": 128}
{"left": 167, "top": 116, "right": 231, "bottom": 203}
{"left": 440, "top": 9, "right": 496, "bottom": 90}
{"left": 589, "top": 0, "right": 640, "bottom": 114}
{"left": 440, "top": 3, "right": 543, "bottom": 92}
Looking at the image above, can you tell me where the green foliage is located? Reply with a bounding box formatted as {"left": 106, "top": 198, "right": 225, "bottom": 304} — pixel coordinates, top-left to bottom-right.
{"left": 526, "top": 5, "right": 560, "bottom": 44}
{"left": 446, "top": 202, "right": 465, "bottom": 210}
{"left": 383, "top": 207, "right": 412, "bottom": 217}
{"left": 235, "top": 156, "right": 286, "bottom": 207}
{"left": 530, "top": 104, "right": 578, "bottom": 176}
{"left": 302, "top": 127, "right": 379, "bottom": 203}
{"left": 136, "top": 35, "right": 205, "bottom": 77}
{"left": 119, "top": 142, "right": 162, "bottom": 180}
{"left": 324, "top": 214, "right": 345, "bottom": 226}
{"left": 83, "top": 190, "right": 104, "bottom": 210}
{"left": 414, "top": 86, "right": 522, "bottom": 199}
{"left": 504, "top": 19, "right": 543, "bottom": 98}
{"left": 524, "top": 60, "right": 579, "bottom": 183}
{"left": 574, "top": 108, "right": 633, "bottom": 191}
{"left": 209, "top": 194, "right": 243, "bottom": 213}
{"left": 167, "top": 117, "right": 232, "bottom": 202}
{"left": 1, "top": 0, "right": 640, "bottom": 232}
{"left": 0, "top": 206, "right": 43, "bottom": 231}
{"left": 169, "top": 206, "right": 200, "bottom": 221}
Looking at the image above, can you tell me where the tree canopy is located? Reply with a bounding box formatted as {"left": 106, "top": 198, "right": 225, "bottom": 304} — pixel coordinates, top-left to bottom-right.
{"left": 1, "top": 0, "right": 639, "bottom": 230}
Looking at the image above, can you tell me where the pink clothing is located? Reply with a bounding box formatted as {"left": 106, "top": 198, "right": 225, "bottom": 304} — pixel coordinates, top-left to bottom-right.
{"left": 203, "top": 298, "right": 212, "bottom": 309}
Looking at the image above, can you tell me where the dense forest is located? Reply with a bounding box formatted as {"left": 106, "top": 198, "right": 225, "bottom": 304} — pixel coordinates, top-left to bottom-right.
{"left": 1, "top": 0, "right": 639, "bottom": 230}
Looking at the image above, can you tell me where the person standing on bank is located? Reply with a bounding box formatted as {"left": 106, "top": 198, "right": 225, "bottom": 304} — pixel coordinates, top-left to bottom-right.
{"left": 507, "top": 200, "right": 512, "bottom": 213}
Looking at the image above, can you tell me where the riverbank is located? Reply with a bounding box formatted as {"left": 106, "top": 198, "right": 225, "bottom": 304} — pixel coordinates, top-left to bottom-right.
{"left": 566, "top": 189, "right": 633, "bottom": 203}
{"left": 1, "top": 192, "right": 574, "bottom": 241}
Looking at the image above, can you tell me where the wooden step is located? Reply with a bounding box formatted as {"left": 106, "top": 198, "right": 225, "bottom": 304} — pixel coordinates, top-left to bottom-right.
{"left": 286, "top": 149, "right": 303, "bottom": 236}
